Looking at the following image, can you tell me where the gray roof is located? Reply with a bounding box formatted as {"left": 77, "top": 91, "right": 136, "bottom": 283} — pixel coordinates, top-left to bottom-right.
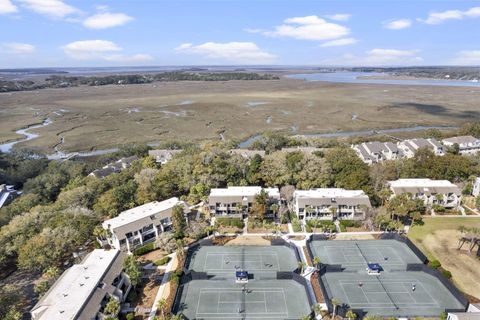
{"left": 365, "top": 141, "right": 387, "bottom": 154}
{"left": 31, "top": 249, "right": 126, "bottom": 320}
{"left": 448, "top": 313, "right": 480, "bottom": 320}
{"left": 79, "top": 251, "right": 127, "bottom": 320}
{"left": 443, "top": 135, "right": 480, "bottom": 145}
{"left": 89, "top": 167, "right": 118, "bottom": 178}
{"left": 229, "top": 149, "right": 265, "bottom": 158}
{"left": 281, "top": 147, "right": 323, "bottom": 154}
{"left": 117, "top": 155, "right": 139, "bottom": 165}
{"left": 384, "top": 142, "right": 399, "bottom": 152}
{"left": 296, "top": 196, "right": 372, "bottom": 208}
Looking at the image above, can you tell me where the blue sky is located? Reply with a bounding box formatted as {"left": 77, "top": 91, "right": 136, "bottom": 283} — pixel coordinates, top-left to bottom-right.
{"left": 1, "top": 0, "right": 480, "bottom": 67}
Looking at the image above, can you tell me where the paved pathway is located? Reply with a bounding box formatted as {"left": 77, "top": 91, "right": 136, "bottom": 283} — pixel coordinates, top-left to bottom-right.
{"left": 147, "top": 252, "right": 177, "bottom": 320}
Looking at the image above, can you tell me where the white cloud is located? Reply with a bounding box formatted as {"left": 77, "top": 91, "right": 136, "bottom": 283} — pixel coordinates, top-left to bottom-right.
{"left": 384, "top": 19, "right": 412, "bottom": 30}
{"left": 62, "top": 40, "right": 152, "bottom": 63}
{"left": 261, "top": 15, "right": 349, "bottom": 41}
{"left": 420, "top": 6, "right": 480, "bottom": 24}
{"left": 104, "top": 54, "right": 153, "bottom": 62}
{"left": 244, "top": 28, "right": 263, "bottom": 34}
{"left": 83, "top": 12, "right": 133, "bottom": 29}
{"left": 452, "top": 51, "right": 480, "bottom": 65}
{"left": 62, "top": 40, "right": 122, "bottom": 59}
{"left": 2, "top": 42, "right": 35, "bottom": 54}
{"left": 175, "top": 42, "right": 276, "bottom": 64}
{"left": 18, "top": 0, "right": 80, "bottom": 18}
{"left": 325, "top": 14, "right": 351, "bottom": 21}
{"left": 324, "top": 48, "right": 423, "bottom": 66}
{"left": 0, "top": 0, "right": 17, "bottom": 14}
{"left": 320, "top": 38, "right": 357, "bottom": 47}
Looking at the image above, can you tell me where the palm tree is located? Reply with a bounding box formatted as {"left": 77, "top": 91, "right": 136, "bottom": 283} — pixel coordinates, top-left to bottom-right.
{"left": 270, "top": 203, "right": 280, "bottom": 218}
{"left": 312, "top": 303, "right": 322, "bottom": 316}
{"left": 305, "top": 206, "right": 316, "bottom": 220}
{"left": 157, "top": 298, "right": 167, "bottom": 320}
{"left": 297, "top": 261, "right": 306, "bottom": 274}
{"left": 378, "top": 188, "right": 392, "bottom": 206}
{"left": 43, "top": 266, "right": 60, "bottom": 280}
{"left": 300, "top": 315, "right": 311, "bottom": 320}
{"left": 331, "top": 298, "right": 341, "bottom": 318}
{"left": 313, "top": 256, "right": 321, "bottom": 270}
{"left": 104, "top": 297, "right": 120, "bottom": 317}
{"left": 346, "top": 310, "right": 357, "bottom": 320}
{"left": 329, "top": 206, "right": 338, "bottom": 220}
{"left": 171, "top": 314, "right": 184, "bottom": 320}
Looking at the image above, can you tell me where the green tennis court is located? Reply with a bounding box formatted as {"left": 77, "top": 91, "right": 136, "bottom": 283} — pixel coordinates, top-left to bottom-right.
{"left": 174, "top": 245, "right": 312, "bottom": 319}
{"left": 309, "top": 239, "right": 467, "bottom": 317}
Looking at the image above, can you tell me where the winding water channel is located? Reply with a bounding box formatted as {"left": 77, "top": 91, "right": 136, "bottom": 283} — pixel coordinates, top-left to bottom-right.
{"left": 1, "top": 71, "right": 473, "bottom": 155}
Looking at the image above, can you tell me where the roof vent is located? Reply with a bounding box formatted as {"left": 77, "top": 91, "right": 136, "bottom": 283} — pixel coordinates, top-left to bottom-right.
{"left": 80, "top": 283, "right": 84, "bottom": 286}
{"left": 84, "top": 276, "right": 90, "bottom": 279}
{"left": 62, "top": 293, "right": 68, "bottom": 297}
{"left": 83, "top": 266, "right": 88, "bottom": 270}
{"left": 60, "top": 310, "right": 65, "bottom": 314}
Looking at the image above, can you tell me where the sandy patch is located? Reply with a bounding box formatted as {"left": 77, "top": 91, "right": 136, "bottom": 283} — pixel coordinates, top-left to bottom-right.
{"left": 423, "top": 230, "right": 480, "bottom": 299}
{"left": 225, "top": 235, "right": 271, "bottom": 246}
{"left": 334, "top": 233, "right": 375, "bottom": 240}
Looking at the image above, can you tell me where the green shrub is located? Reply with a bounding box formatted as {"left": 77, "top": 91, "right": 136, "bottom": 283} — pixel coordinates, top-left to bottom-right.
{"left": 194, "top": 231, "right": 207, "bottom": 240}
{"left": 216, "top": 217, "right": 244, "bottom": 229}
{"left": 292, "top": 218, "right": 302, "bottom": 232}
{"left": 442, "top": 269, "right": 452, "bottom": 279}
{"left": 133, "top": 242, "right": 155, "bottom": 256}
{"left": 171, "top": 270, "right": 183, "bottom": 284}
{"left": 126, "top": 289, "right": 138, "bottom": 302}
{"left": 429, "top": 259, "right": 441, "bottom": 269}
{"left": 154, "top": 256, "right": 171, "bottom": 266}
{"left": 432, "top": 204, "right": 446, "bottom": 213}
{"left": 339, "top": 220, "right": 361, "bottom": 228}
{"left": 126, "top": 313, "right": 135, "bottom": 320}
{"left": 305, "top": 224, "right": 312, "bottom": 233}
{"left": 339, "top": 224, "right": 347, "bottom": 232}
{"left": 306, "top": 219, "right": 336, "bottom": 232}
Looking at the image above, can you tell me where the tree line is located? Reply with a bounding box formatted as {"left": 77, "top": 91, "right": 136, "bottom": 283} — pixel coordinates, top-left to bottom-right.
{"left": 0, "top": 72, "right": 279, "bottom": 92}
{"left": 1, "top": 132, "right": 480, "bottom": 319}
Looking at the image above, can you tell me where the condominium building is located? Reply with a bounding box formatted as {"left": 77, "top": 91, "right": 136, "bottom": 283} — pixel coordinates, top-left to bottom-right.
{"left": 351, "top": 141, "right": 402, "bottom": 164}
{"left": 31, "top": 249, "right": 131, "bottom": 320}
{"left": 229, "top": 149, "right": 265, "bottom": 159}
{"left": 472, "top": 177, "right": 480, "bottom": 197}
{"left": 208, "top": 186, "right": 280, "bottom": 217}
{"left": 148, "top": 149, "right": 183, "bottom": 165}
{"left": 293, "top": 188, "right": 372, "bottom": 221}
{"left": 89, "top": 156, "right": 138, "bottom": 179}
{"left": 442, "top": 136, "right": 480, "bottom": 155}
{"left": 0, "top": 184, "right": 21, "bottom": 208}
{"left": 388, "top": 178, "right": 461, "bottom": 209}
{"left": 101, "top": 198, "right": 190, "bottom": 252}
{"left": 398, "top": 138, "right": 445, "bottom": 158}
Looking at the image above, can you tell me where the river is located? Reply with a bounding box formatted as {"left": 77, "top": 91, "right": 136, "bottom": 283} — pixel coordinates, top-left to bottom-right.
{"left": 0, "top": 118, "right": 52, "bottom": 153}
{"left": 286, "top": 72, "right": 480, "bottom": 87}
{"left": 0, "top": 118, "right": 122, "bottom": 159}
{"left": 238, "top": 125, "right": 458, "bottom": 148}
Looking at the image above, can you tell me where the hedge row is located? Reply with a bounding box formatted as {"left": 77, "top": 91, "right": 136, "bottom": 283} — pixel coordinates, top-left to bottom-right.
{"left": 133, "top": 242, "right": 155, "bottom": 256}
{"left": 216, "top": 217, "right": 244, "bottom": 229}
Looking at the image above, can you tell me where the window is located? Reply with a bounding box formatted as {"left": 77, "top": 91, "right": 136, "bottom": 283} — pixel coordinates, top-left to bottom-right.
{"left": 126, "top": 232, "right": 133, "bottom": 238}
{"left": 119, "top": 239, "right": 126, "bottom": 245}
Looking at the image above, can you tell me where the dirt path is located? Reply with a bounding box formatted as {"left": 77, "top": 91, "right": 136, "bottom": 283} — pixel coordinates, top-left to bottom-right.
{"left": 334, "top": 234, "right": 375, "bottom": 240}
{"left": 224, "top": 235, "right": 270, "bottom": 246}
{"left": 423, "top": 230, "right": 480, "bottom": 299}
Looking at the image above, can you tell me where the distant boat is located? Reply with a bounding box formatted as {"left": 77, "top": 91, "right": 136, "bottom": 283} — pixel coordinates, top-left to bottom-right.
{"left": 471, "top": 79, "right": 479, "bottom": 83}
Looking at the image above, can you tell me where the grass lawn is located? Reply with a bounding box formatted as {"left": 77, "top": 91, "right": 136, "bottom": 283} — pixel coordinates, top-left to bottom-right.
{"left": 408, "top": 217, "right": 480, "bottom": 258}
{"left": 408, "top": 217, "right": 480, "bottom": 299}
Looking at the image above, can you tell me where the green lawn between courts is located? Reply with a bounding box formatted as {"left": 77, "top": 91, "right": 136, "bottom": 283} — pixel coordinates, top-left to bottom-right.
{"left": 408, "top": 216, "right": 480, "bottom": 259}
